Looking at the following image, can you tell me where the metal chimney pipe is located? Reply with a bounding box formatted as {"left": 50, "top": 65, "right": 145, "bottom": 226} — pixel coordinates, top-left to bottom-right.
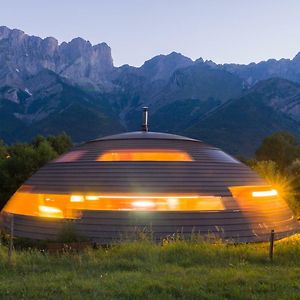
{"left": 142, "top": 107, "right": 149, "bottom": 132}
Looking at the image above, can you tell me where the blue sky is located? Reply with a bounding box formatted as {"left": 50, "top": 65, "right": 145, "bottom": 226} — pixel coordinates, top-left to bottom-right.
{"left": 1, "top": 0, "right": 300, "bottom": 66}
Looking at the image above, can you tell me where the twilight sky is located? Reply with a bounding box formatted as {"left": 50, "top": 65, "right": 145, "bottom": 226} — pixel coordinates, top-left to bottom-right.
{"left": 1, "top": 0, "right": 300, "bottom": 67}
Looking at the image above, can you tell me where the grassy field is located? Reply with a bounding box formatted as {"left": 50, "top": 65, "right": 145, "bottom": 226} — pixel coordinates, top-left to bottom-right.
{"left": 0, "top": 236, "right": 300, "bottom": 299}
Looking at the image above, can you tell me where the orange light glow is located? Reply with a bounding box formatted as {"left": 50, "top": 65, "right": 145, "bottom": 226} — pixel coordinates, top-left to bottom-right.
{"left": 97, "top": 149, "right": 193, "bottom": 161}
{"left": 85, "top": 195, "right": 99, "bottom": 201}
{"left": 252, "top": 189, "right": 278, "bottom": 197}
{"left": 131, "top": 200, "right": 155, "bottom": 208}
{"left": 3, "top": 191, "right": 225, "bottom": 218}
{"left": 229, "top": 185, "right": 289, "bottom": 215}
{"left": 84, "top": 195, "right": 199, "bottom": 199}
{"left": 229, "top": 185, "right": 280, "bottom": 199}
{"left": 38, "top": 205, "right": 63, "bottom": 218}
{"left": 70, "top": 195, "right": 84, "bottom": 202}
{"left": 3, "top": 191, "right": 77, "bottom": 219}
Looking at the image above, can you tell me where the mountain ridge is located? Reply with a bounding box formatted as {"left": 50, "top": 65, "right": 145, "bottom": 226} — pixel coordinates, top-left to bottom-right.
{"left": 2, "top": 25, "right": 300, "bottom": 156}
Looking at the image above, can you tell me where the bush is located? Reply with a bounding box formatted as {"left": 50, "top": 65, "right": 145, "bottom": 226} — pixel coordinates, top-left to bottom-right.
{"left": 0, "top": 134, "right": 72, "bottom": 209}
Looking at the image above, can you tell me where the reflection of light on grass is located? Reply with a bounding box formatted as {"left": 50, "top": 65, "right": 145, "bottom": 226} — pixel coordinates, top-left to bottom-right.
{"left": 252, "top": 189, "right": 278, "bottom": 197}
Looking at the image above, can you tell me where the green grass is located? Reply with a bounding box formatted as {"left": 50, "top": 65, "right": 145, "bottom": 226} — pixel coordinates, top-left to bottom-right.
{"left": 1, "top": 236, "right": 300, "bottom": 299}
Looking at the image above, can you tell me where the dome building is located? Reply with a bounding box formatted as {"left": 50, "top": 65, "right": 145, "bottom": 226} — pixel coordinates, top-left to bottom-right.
{"left": 1, "top": 108, "right": 299, "bottom": 243}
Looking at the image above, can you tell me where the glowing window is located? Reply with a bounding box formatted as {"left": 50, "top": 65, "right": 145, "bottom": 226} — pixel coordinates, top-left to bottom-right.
{"left": 3, "top": 192, "right": 225, "bottom": 218}
{"left": 228, "top": 185, "right": 283, "bottom": 211}
{"left": 97, "top": 149, "right": 193, "bottom": 161}
{"left": 229, "top": 186, "right": 280, "bottom": 199}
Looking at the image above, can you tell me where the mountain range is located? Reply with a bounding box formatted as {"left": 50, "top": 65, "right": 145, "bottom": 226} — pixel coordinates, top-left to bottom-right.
{"left": 1, "top": 25, "right": 300, "bottom": 156}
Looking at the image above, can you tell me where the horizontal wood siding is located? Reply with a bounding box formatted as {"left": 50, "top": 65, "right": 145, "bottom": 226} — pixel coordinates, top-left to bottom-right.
{"left": 2, "top": 132, "right": 299, "bottom": 243}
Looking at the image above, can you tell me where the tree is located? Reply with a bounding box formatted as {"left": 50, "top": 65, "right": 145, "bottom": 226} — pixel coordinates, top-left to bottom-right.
{"left": 0, "top": 133, "right": 73, "bottom": 209}
{"left": 47, "top": 132, "right": 73, "bottom": 155}
{"left": 255, "top": 131, "right": 300, "bottom": 170}
{"left": 288, "top": 159, "right": 300, "bottom": 177}
{"left": 287, "top": 159, "right": 300, "bottom": 209}
{"left": 0, "top": 140, "right": 8, "bottom": 160}
{"left": 31, "top": 135, "right": 47, "bottom": 148}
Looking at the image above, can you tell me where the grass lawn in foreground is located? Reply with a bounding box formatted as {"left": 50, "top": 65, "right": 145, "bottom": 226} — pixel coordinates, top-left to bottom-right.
{"left": 0, "top": 236, "right": 300, "bottom": 299}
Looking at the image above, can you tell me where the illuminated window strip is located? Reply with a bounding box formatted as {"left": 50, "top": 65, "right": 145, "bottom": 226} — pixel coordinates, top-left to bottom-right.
{"left": 39, "top": 205, "right": 62, "bottom": 214}
{"left": 38, "top": 205, "right": 63, "bottom": 218}
{"left": 252, "top": 189, "right": 278, "bottom": 197}
{"left": 97, "top": 149, "right": 193, "bottom": 161}
{"left": 84, "top": 194, "right": 200, "bottom": 200}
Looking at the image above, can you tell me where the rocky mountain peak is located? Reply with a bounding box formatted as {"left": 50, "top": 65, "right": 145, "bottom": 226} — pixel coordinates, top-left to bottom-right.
{"left": 139, "top": 52, "right": 193, "bottom": 81}
{"left": 0, "top": 26, "right": 114, "bottom": 86}
{"left": 0, "top": 26, "right": 12, "bottom": 39}
{"left": 3, "top": 25, "right": 300, "bottom": 156}
{"left": 291, "top": 52, "right": 300, "bottom": 69}
{"left": 293, "top": 52, "right": 300, "bottom": 61}
{"left": 42, "top": 37, "right": 59, "bottom": 55}
{"left": 195, "top": 57, "right": 204, "bottom": 64}
{"left": 10, "top": 28, "right": 26, "bottom": 40}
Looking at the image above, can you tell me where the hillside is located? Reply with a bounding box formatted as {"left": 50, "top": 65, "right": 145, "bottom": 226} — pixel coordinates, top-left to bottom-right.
{"left": 0, "top": 70, "right": 123, "bottom": 143}
{"left": 184, "top": 78, "right": 300, "bottom": 156}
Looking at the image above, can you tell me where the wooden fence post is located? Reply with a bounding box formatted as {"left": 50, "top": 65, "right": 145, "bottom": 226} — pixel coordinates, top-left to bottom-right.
{"left": 8, "top": 214, "right": 14, "bottom": 264}
{"left": 269, "top": 229, "right": 275, "bottom": 261}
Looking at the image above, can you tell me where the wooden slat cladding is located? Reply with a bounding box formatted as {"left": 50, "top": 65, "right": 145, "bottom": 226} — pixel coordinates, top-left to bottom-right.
{"left": 2, "top": 209, "right": 298, "bottom": 243}
{"left": 26, "top": 132, "right": 265, "bottom": 195}
{"left": 2, "top": 131, "right": 299, "bottom": 243}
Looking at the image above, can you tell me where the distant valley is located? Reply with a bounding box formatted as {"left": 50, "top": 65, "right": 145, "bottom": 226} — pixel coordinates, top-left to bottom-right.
{"left": 1, "top": 26, "right": 300, "bottom": 156}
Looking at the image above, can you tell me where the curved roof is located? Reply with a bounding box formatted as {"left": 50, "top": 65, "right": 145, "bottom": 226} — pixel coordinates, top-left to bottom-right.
{"left": 3, "top": 129, "right": 299, "bottom": 243}
{"left": 24, "top": 130, "right": 265, "bottom": 196}
{"left": 92, "top": 131, "right": 199, "bottom": 142}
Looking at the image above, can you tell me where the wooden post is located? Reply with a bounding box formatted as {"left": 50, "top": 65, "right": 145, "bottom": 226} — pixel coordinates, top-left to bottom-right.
{"left": 269, "top": 229, "right": 275, "bottom": 261}
{"left": 8, "top": 214, "right": 14, "bottom": 265}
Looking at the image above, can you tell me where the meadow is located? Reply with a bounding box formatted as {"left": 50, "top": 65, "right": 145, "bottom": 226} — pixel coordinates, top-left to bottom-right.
{"left": 0, "top": 235, "right": 300, "bottom": 299}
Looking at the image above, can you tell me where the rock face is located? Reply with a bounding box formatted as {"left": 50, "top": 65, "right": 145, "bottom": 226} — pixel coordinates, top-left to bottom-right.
{"left": 0, "top": 69, "right": 123, "bottom": 143}
{"left": 0, "top": 26, "right": 113, "bottom": 86}
{"left": 221, "top": 54, "right": 300, "bottom": 86}
{"left": 3, "top": 25, "right": 300, "bottom": 155}
{"left": 138, "top": 52, "right": 193, "bottom": 81}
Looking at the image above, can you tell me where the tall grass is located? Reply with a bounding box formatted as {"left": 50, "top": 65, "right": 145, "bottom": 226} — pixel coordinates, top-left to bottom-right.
{"left": 0, "top": 235, "right": 300, "bottom": 299}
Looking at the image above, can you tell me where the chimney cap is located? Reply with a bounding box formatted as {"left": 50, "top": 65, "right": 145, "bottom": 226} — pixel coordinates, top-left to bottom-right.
{"left": 142, "top": 107, "right": 149, "bottom": 132}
